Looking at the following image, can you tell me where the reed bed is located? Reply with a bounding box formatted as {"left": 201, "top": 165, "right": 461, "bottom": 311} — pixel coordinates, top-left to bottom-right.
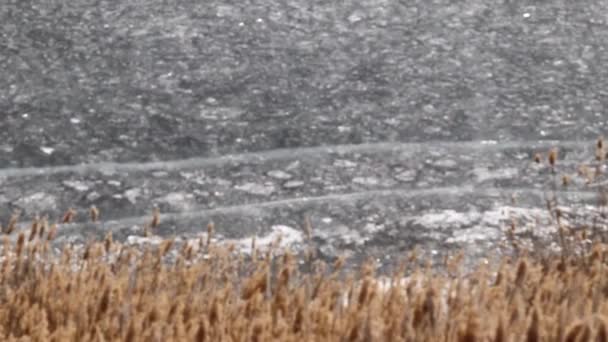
{"left": 0, "top": 214, "right": 607, "bottom": 341}
{"left": 2, "top": 141, "right": 608, "bottom": 341}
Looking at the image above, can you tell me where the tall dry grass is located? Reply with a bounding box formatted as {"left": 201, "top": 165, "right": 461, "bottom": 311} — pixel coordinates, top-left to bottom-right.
{"left": 1, "top": 140, "right": 608, "bottom": 341}
{"left": 2, "top": 222, "right": 608, "bottom": 341}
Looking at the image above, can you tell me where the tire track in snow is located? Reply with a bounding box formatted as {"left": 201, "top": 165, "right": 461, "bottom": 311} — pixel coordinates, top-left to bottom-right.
{"left": 0, "top": 139, "right": 593, "bottom": 178}
{"left": 43, "top": 185, "right": 599, "bottom": 238}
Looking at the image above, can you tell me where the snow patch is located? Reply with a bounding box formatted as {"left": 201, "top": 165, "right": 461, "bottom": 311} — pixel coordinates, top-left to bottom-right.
{"left": 127, "top": 236, "right": 163, "bottom": 245}
{"left": 473, "top": 167, "right": 519, "bottom": 182}
{"left": 40, "top": 146, "right": 54, "bottom": 155}
{"left": 267, "top": 170, "right": 292, "bottom": 180}
{"left": 227, "top": 225, "right": 304, "bottom": 255}
{"left": 413, "top": 209, "right": 481, "bottom": 230}
{"left": 235, "top": 182, "right": 275, "bottom": 196}
{"left": 352, "top": 177, "right": 379, "bottom": 186}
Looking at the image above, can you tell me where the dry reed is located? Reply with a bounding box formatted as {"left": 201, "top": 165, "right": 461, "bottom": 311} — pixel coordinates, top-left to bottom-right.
{"left": 0, "top": 217, "right": 605, "bottom": 341}
{"left": 1, "top": 142, "right": 607, "bottom": 340}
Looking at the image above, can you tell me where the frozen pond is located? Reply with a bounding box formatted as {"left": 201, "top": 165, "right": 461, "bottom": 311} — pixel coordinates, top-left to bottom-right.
{"left": 2, "top": 0, "right": 608, "bottom": 267}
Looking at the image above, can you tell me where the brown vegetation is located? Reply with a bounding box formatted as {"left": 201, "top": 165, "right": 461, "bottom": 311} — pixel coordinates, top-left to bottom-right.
{"left": 0, "top": 216, "right": 606, "bottom": 341}
{"left": 1, "top": 141, "right": 608, "bottom": 341}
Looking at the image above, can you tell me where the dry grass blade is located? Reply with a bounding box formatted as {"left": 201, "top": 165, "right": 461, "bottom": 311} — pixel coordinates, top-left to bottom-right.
{"left": 151, "top": 207, "right": 160, "bottom": 228}
{"left": 206, "top": 222, "right": 214, "bottom": 247}
{"left": 90, "top": 206, "right": 100, "bottom": 222}
{"left": 549, "top": 148, "right": 558, "bottom": 168}
{"left": 62, "top": 208, "right": 76, "bottom": 223}
{"left": 5, "top": 210, "right": 20, "bottom": 235}
{"left": 47, "top": 223, "right": 57, "bottom": 241}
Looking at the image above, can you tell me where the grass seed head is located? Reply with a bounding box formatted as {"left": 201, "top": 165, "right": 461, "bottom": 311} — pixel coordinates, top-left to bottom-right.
{"left": 333, "top": 255, "right": 346, "bottom": 273}
{"left": 548, "top": 149, "right": 557, "bottom": 168}
{"left": 28, "top": 217, "right": 39, "bottom": 242}
{"left": 5, "top": 210, "right": 20, "bottom": 235}
{"left": 597, "top": 138, "right": 605, "bottom": 160}
{"left": 62, "top": 208, "right": 76, "bottom": 223}
{"left": 159, "top": 238, "right": 174, "bottom": 258}
{"left": 104, "top": 232, "right": 112, "bottom": 254}
{"left": 183, "top": 243, "right": 194, "bottom": 260}
{"left": 90, "top": 206, "right": 100, "bottom": 222}
{"left": 16, "top": 232, "right": 25, "bottom": 257}
{"left": 47, "top": 224, "right": 57, "bottom": 241}
{"left": 151, "top": 207, "right": 160, "bottom": 228}
{"left": 39, "top": 216, "right": 48, "bottom": 239}
{"left": 304, "top": 216, "right": 313, "bottom": 241}
{"left": 206, "top": 222, "right": 214, "bottom": 247}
